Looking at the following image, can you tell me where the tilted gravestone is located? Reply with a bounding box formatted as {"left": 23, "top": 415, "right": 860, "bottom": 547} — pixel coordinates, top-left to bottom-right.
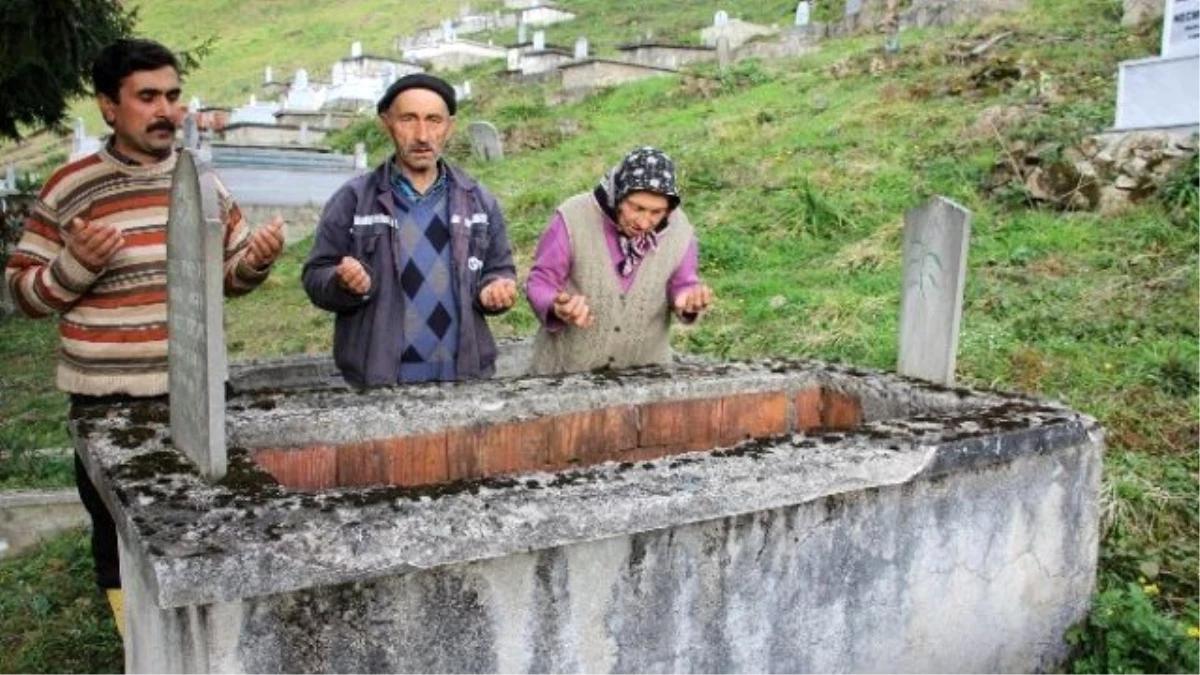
{"left": 898, "top": 196, "right": 971, "bottom": 386}
{"left": 167, "top": 150, "right": 227, "bottom": 480}
{"left": 795, "top": 1, "right": 811, "bottom": 26}
{"left": 468, "top": 121, "right": 504, "bottom": 162}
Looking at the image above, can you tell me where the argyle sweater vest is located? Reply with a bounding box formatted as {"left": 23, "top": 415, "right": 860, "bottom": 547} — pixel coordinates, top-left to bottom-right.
{"left": 529, "top": 192, "right": 692, "bottom": 375}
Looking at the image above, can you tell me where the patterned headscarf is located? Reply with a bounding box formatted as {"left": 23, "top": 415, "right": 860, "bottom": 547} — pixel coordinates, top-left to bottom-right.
{"left": 592, "top": 146, "right": 681, "bottom": 277}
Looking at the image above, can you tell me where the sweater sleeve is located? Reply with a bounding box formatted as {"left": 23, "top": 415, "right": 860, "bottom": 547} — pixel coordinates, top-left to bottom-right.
{"left": 4, "top": 193, "right": 104, "bottom": 318}
{"left": 525, "top": 211, "right": 572, "bottom": 333}
{"left": 211, "top": 173, "right": 271, "bottom": 296}
{"left": 302, "top": 185, "right": 372, "bottom": 312}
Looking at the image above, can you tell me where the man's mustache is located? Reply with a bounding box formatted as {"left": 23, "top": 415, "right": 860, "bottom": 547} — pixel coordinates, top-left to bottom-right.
{"left": 147, "top": 120, "right": 176, "bottom": 134}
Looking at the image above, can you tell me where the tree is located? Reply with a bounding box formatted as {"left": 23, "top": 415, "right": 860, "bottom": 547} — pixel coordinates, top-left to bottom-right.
{"left": 0, "top": 0, "right": 137, "bottom": 141}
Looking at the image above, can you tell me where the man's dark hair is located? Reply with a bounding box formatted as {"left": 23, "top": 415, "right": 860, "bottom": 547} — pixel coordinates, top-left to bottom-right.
{"left": 91, "top": 38, "right": 180, "bottom": 101}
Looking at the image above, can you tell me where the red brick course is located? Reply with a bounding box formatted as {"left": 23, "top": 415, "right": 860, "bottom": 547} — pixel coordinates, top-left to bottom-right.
{"left": 255, "top": 387, "right": 864, "bottom": 491}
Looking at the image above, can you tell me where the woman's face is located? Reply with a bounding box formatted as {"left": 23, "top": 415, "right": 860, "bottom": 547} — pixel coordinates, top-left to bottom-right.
{"left": 616, "top": 191, "right": 670, "bottom": 237}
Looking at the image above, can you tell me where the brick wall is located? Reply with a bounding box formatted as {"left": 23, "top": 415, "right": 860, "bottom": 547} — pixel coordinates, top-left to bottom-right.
{"left": 254, "top": 388, "right": 863, "bottom": 490}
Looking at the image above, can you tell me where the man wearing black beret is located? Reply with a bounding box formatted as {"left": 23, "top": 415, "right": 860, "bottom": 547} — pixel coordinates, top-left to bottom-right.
{"left": 302, "top": 73, "right": 519, "bottom": 386}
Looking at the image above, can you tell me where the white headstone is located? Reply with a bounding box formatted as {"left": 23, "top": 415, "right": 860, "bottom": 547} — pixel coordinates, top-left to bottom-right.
{"left": 717, "top": 35, "right": 732, "bottom": 72}
{"left": 507, "top": 49, "right": 521, "bottom": 70}
{"left": 166, "top": 150, "right": 227, "bottom": 480}
{"left": 518, "top": 22, "right": 528, "bottom": 44}
{"left": 795, "top": 1, "right": 811, "bottom": 26}
{"left": 264, "top": 65, "right": 273, "bottom": 83}
{"left": 468, "top": 120, "right": 504, "bottom": 161}
{"left": 897, "top": 196, "right": 971, "bottom": 386}
{"left": 351, "top": 41, "right": 363, "bottom": 58}
{"left": 442, "top": 19, "right": 456, "bottom": 42}
{"left": 295, "top": 68, "right": 309, "bottom": 89}
{"left": 354, "top": 142, "right": 368, "bottom": 171}
{"left": 575, "top": 36, "right": 589, "bottom": 59}
{"left": 182, "top": 113, "right": 199, "bottom": 150}
{"left": 189, "top": 96, "right": 202, "bottom": 112}
{"left": 4, "top": 165, "right": 15, "bottom": 191}
{"left": 1163, "top": 0, "right": 1200, "bottom": 58}
{"left": 533, "top": 30, "right": 545, "bottom": 50}
{"left": 715, "top": 10, "right": 730, "bottom": 26}
{"left": 73, "top": 117, "right": 86, "bottom": 140}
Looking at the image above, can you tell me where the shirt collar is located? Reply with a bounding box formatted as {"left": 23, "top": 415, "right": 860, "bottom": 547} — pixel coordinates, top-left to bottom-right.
{"left": 389, "top": 158, "right": 447, "bottom": 204}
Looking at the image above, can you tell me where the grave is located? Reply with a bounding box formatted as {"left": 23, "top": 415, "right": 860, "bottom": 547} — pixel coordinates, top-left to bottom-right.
{"left": 468, "top": 120, "right": 504, "bottom": 161}
{"left": 897, "top": 196, "right": 971, "bottom": 385}
{"left": 1114, "top": 0, "right": 1199, "bottom": 130}
{"left": 78, "top": 356, "right": 1101, "bottom": 672}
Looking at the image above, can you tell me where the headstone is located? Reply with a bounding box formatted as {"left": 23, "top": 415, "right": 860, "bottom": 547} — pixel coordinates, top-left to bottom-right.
{"left": 795, "top": 1, "right": 811, "bottom": 26}
{"left": 442, "top": 19, "right": 456, "bottom": 42}
{"left": 1162, "top": 0, "right": 1200, "bottom": 58}
{"left": 354, "top": 142, "right": 368, "bottom": 171}
{"left": 5, "top": 166, "right": 15, "bottom": 191}
{"left": 717, "top": 35, "right": 732, "bottom": 72}
{"left": 715, "top": 10, "right": 730, "bottom": 26}
{"left": 295, "top": 69, "right": 309, "bottom": 89}
{"left": 533, "top": 30, "right": 545, "bottom": 50}
{"left": 351, "top": 41, "right": 363, "bottom": 58}
{"left": 507, "top": 49, "right": 521, "bottom": 70}
{"left": 182, "top": 113, "right": 199, "bottom": 150}
{"left": 189, "top": 96, "right": 202, "bottom": 113}
{"left": 1114, "top": 0, "right": 1200, "bottom": 129}
{"left": 897, "top": 196, "right": 971, "bottom": 386}
{"left": 468, "top": 121, "right": 503, "bottom": 162}
{"left": 518, "top": 22, "right": 528, "bottom": 44}
{"left": 166, "top": 150, "right": 227, "bottom": 480}
{"left": 264, "top": 65, "right": 273, "bottom": 83}
{"left": 574, "top": 36, "right": 589, "bottom": 59}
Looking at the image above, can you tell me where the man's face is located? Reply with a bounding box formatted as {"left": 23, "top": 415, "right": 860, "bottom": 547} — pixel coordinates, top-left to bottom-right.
{"left": 99, "top": 66, "right": 182, "bottom": 165}
{"left": 380, "top": 88, "right": 453, "bottom": 178}
{"left": 616, "top": 191, "right": 670, "bottom": 238}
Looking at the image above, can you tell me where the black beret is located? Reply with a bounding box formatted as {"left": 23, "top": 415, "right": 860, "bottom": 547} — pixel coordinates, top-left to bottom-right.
{"left": 376, "top": 73, "right": 457, "bottom": 116}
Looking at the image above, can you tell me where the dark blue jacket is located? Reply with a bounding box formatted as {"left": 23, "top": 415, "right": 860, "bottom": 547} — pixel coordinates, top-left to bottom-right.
{"left": 302, "top": 160, "right": 516, "bottom": 387}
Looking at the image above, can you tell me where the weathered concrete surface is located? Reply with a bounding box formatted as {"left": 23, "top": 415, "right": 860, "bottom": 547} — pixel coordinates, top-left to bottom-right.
{"left": 0, "top": 488, "right": 88, "bottom": 558}
{"left": 73, "top": 359, "right": 1102, "bottom": 673}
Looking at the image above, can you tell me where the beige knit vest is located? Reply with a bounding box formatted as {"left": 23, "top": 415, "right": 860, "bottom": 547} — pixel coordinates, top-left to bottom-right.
{"left": 529, "top": 192, "right": 693, "bottom": 375}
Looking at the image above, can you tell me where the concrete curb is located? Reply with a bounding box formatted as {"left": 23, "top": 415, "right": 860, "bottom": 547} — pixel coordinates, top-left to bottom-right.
{"left": 0, "top": 488, "right": 87, "bottom": 559}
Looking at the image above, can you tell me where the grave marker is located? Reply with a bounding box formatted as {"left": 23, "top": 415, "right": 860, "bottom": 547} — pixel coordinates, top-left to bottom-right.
{"left": 167, "top": 150, "right": 227, "bottom": 480}
{"left": 468, "top": 121, "right": 503, "bottom": 162}
{"left": 897, "top": 196, "right": 971, "bottom": 386}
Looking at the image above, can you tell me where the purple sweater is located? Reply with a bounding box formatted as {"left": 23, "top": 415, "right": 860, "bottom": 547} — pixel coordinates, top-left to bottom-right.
{"left": 526, "top": 210, "right": 700, "bottom": 332}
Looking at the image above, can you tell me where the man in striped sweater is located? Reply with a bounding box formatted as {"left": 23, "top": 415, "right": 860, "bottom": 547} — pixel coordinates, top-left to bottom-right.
{"left": 4, "top": 38, "right": 285, "bottom": 635}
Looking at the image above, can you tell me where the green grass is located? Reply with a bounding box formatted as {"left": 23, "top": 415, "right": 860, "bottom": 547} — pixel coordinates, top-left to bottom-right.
{"left": 0, "top": 0, "right": 1196, "bottom": 671}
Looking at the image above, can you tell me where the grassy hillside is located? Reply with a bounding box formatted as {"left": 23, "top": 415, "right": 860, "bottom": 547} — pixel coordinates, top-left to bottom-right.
{"left": 2, "top": 0, "right": 1197, "bottom": 672}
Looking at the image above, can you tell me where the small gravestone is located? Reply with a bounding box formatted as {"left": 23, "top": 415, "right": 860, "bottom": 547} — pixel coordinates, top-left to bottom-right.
{"left": 717, "top": 35, "right": 732, "bottom": 72}
{"left": 264, "top": 65, "right": 273, "bottom": 83}
{"left": 468, "top": 121, "right": 503, "bottom": 162}
{"left": 5, "top": 165, "right": 14, "bottom": 191}
{"left": 167, "top": 150, "right": 227, "bottom": 480}
{"left": 795, "top": 1, "right": 811, "bottom": 26}
{"left": 351, "top": 40, "right": 362, "bottom": 58}
{"left": 182, "top": 113, "right": 199, "bottom": 150}
{"left": 354, "top": 142, "right": 368, "bottom": 171}
{"left": 715, "top": 10, "right": 730, "bottom": 26}
{"left": 533, "top": 30, "right": 545, "bottom": 51}
{"left": 898, "top": 196, "right": 971, "bottom": 386}
{"left": 575, "top": 36, "right": 589, "bottom": 59}
{"left": 518, "top": 22, "right": 527, "bottom": 44}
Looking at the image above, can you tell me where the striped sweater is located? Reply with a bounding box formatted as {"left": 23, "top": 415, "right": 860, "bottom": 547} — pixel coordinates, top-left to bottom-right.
{"left": 4, "top": 146, "right": 269, "bottom": 396}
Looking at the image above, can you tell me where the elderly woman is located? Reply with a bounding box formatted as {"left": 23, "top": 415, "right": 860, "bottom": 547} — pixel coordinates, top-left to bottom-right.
{"left": 525, "top": 146, "right": 714, "bottom": 375}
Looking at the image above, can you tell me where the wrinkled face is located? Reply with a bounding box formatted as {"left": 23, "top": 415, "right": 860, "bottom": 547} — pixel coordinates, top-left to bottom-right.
{"left": 616, "top": 190, "right": 670, "bottom": 237}
{"left": 380, "top": 88, "right": 454, "bottom": 179}
{"left": 98, "top": 66, "right": 182, "bottom": 165}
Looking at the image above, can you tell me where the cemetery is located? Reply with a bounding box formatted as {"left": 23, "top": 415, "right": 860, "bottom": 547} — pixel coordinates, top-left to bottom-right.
{"left": 0, "top": 0, "right": 1197, "bottom": 673}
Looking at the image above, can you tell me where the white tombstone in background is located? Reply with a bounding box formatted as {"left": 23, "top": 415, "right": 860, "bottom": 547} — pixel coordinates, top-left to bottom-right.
{"left": 442, "top": 19, "right": 456, "bottom": 42}
{"left": 518, "top": 22, "right": 528, "bottom": 44}
{"left": 295, "top": 69, "right": 308, "bottom": 89}
{"left": 351, "top": 41, "right": 363, "bottom": 58}
{"left": 898, "top": 196, "right": 972, "bottom": 386}
{"left": 5, "top": 165, "right": 15, "bottom": 191}
{"left": 264, "top": 65, "right": 273, "bottom": 83}
{"left": 354, "top": 142, "right": 368, "bottom": 171}
{"left": 507, "top": 49, "right": 521, "bottom": 70}
{"left": 1115, "top": 0, "right": 1199, "bottom": 129}
{"left": 795, "top": 1, "right": 811, "bottom": 26}
{"left": 189, "top": 96, "right": 202, "bottom": 112}
{"left": 575, "top": 36, "right": 589, "bottom": 59}
{"left": 715, "top": 10, "right": 730, "bottom": 26}
{"left": 533, "top": 30, "right": 545, "bottom": 50}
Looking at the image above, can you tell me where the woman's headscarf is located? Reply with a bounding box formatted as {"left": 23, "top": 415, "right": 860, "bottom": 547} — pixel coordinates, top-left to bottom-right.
{"left": 592, "top": 146, "right": 681, "bottom": 277}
